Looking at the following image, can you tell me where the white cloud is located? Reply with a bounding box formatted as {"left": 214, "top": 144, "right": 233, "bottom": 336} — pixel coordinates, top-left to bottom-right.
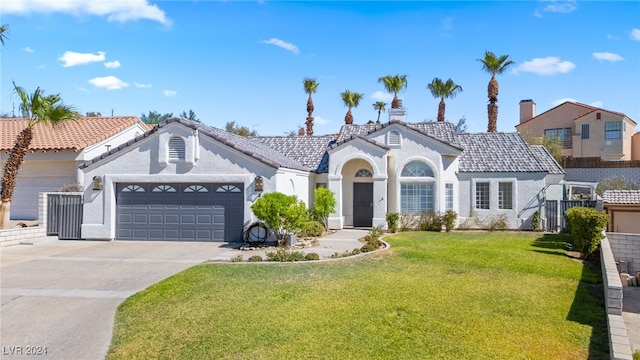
{"left": 589, "top": 101, "right": 603, "bottom": 108}
{"left": 261, "top": 38, "right": 300, "bottom": 54}
{"left": 606, "top": 34, "right": 619, "bottom": 40}
{"left": 21, "top": 46, "right": 34, "bottom": 53}
{"left": 592, "top": 52, "right": 623, "bottom": 62}
{"left": 535, "top": 0, "right": 577, "bottom": 17}
{"left": 58, "top": 51, "right": 105, "bottom": 67}
{"left": 314, "top": 116, "right": 329, "bottom": 125}
{"left": 513, "top": 56, "right": 576, "bottom": 75}
{"left": 631, "top": 29, "right": 640, "bottom": 41}
{"left": 2, "top": 0, "right": 171, "bottom": 25}
{"left": 104, "top": 60, "right": 121, "bottom": 68}
{"left": 551, "top": 98, "right": 577, "bottom": 106}
{"left": 163, "top": 90, "right": 177, "bottom": 97}
{"left": 371, "top": 91, "right": 393, "bottom": 102}
{"left": 89, "top": 76, "right": 129, "bottom": 90}
{"left": 135, "top": 82, "right": 152, "bottom": 88}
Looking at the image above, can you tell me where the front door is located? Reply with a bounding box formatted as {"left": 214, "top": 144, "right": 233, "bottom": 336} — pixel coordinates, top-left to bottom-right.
{"left": 353, "top": 183, "right": 373, "bottom": 227}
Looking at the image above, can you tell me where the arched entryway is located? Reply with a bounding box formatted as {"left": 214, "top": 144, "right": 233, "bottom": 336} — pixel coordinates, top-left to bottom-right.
{"left": 342, "top": 159, "right": 374, "bottom": 228}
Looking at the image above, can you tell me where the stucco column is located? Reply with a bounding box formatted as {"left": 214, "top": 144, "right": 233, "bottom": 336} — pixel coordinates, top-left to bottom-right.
{"left": 372, "top": 174, "right": 388, "bottom": 229}
{"left": 327, "top": 174, "right": 343, "bottom": 229}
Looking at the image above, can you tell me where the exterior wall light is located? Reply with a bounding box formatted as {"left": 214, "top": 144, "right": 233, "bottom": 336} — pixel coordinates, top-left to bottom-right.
{"left": 254, "top": 176, "right": 263, "bottom": 192}
{"left": 92, "top": 176, "right": 103, "bottom": 191}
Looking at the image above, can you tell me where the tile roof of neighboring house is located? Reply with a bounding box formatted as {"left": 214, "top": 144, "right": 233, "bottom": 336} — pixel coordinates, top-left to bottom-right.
{"left": 254, "top": 135, "right": 336, "bottom": 173}
{"left": 80, "top": 118, "right": 309, "bottom": 172}
{"left": 529, "top": 145, "right": 565, "bottom": 174}
{"left": 336, "top": 120, "right": 462, "bottom": 149}
{"left": 602, "top": 190, "right": 640, "bottom": 204}
{"left": 456, "top": 132, "right": 557, "bottom": 173}
{"left": 0, "top": 117, "right": 144, "bottom": 151}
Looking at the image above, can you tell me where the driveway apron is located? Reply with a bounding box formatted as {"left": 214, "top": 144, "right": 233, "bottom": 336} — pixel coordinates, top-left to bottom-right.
{"left": 0, "top": 238, "right": 234, "bottom": 360}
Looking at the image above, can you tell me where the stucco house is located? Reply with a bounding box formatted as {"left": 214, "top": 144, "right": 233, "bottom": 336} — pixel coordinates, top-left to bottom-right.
{"left": 78, "top": 107, "right": 564, "bottom": 242}
{"left": 515, "top": 100, "right": 639, "bottom": 160}
{"left": 603, "top": 190, "right": 640, "bottom": 233}
{"left": 0, "top": 117, "right": 149, "bottom": 220}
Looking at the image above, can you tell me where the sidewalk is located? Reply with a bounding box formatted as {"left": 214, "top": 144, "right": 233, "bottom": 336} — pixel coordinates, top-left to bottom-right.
{"left": 623, "top": 286, "right": 640, "bottom": 353}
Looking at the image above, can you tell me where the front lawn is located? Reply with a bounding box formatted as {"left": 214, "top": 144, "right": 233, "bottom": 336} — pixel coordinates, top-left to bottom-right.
{"left": 107, "top": 232, "right": 607, "bottom": 359}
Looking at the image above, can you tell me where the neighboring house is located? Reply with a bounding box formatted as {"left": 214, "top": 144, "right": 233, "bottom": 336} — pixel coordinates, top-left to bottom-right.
{"left": 0, "top": 117, "right": 150, "bottom": 220}
{"left": 78, "top": 107, "right": 564, "bottom": 242}
{"left": 603, "top": 190, "right": 640, "bottom": 233}
{"left": 515, "top": 100, "right": 639, "bottom": 160}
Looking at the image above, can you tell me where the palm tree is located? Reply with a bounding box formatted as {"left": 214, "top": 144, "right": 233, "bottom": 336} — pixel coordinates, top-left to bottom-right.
{"left": 0, "top": 24, "right": 9, "bottom": 45}
{"left": 477, "top": 51, "right": 515, "bottom": 132}
{"left": 378, "top": 74, "right": 407, "bottom": 108}
{"left": 0, "top": 82, "right": 77, "bottom": 228}
{"left": 303, "top": 78, "right": 319, "bottom": 136}
{"left": 427, "top": 77, "right": 463, "bottom": 123}
{"left": 340, "top": 90, "right": 364, "bottom": 125}
{"left": 372, "top": 101, "right": 387, "bottom": 123}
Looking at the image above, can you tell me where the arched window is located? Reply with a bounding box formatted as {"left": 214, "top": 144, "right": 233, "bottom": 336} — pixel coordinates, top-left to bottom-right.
{"left": 400, "top": 161, "right": 435, "bottom": 214}
{"left": 355, "top": 168, "right": 372, "bottom": 177}
{"left": 168, "top": 136, "right": 185, "bottom": 161}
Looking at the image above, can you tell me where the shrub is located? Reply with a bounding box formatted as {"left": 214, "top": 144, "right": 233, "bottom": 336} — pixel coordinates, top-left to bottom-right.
{"left": 386, "top": 212, "right": 399, "bottom": 233}
{"left": 247, "top": 255, "right": 263, "bottom": 262}
{"left": 266, "top": 249, "right": 306, "bottom": 262}
{"left": 419, "top": 211, "right": 443, "bottom": 232}
{"left": 313, "top": 187, "right": 336, "bottom": 229}
{"left": 565, "top": 207, "right": 608, "bottom": 259}
{"left": 302, "top": 221, "right": 324, "bottom": 237}
{"left": 304, "top": 252, "right": 320, "bottom": 261}
{"left": 531, "top": 211, "right": 541, "bottom": 231}
{"left": 442, "top": 210, "right": 457, "bottom": 232}
{"left": 230, "top": 255, "right": 244, "bottom": 262}
{"left": 487, "top": 214, "right": 509, "bottom": 231}
{"left": 399, "top": 213, "right": 417, "bottom": 231}
{"left": 596, "top": 177, "right": 639, "bottom": 196}
{"left": 251, "top": 192, "right": 307, "bottom": 243}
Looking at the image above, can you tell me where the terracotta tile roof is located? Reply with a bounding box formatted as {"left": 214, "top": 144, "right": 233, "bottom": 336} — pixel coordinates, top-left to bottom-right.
{"left": 0, "top": 117, "right": 144, "bottom": 151}
{"left": 254, "top": 135, "right": 336, "bottom": 172}
{"left": 603, "top": 190, "right": 640, "bottom": 204}
{"left": 457, "top": 132, "right": 557, "bottom": 173}
{"left": 516, "top": 101, "right": 633, "bottom": 127}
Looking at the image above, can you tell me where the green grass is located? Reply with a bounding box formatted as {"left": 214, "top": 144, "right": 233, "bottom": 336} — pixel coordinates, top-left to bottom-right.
{"left": 107, "top": 232, "right": 607, "bottom": 359}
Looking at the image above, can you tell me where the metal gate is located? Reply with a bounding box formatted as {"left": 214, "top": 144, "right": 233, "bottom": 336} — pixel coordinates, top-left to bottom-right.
{"left": 47, "top": 194, "right": 83, "bottom": 240}
{"left": 545, "top": 200, "right": 558, "bottom": 232}
{"left": 560, "top": 200, "right": 597, "bottom": 232}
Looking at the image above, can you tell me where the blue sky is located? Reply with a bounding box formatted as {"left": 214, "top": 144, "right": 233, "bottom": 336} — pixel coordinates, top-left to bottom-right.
{"left": 1, "top": 0, "right": 639, "bottom": 136}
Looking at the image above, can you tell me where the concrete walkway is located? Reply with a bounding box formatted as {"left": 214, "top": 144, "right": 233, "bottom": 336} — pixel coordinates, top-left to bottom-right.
{"left": 0, "top": 230, "right": 366, "bottom": 360}
{"left": 623, "top": 286, "right": 640, "bottom": 354}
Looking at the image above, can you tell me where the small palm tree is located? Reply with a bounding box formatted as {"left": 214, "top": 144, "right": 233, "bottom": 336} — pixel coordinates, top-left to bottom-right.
{"left": 427, "top": 78, "right": 463, "bottom": 123}
{"left": 340, "top": 90, "right": 364, "bottom": 125}
{"left": 378, "top": 74, "right": 407, "bottom": 108}
{"left": 0, "top": 24, "right": 9, "bottom": 45}
{"left": 0, "top": 82, "right": 77, "bottom": 228}
{"left": 477, "top": 51, "right": 515, "bottom": 132}
{"left": 372, "top": 101, "right": 387, "bottom": 123}
{"left": 303, "top": 78, "right": 319, "bottom": 135}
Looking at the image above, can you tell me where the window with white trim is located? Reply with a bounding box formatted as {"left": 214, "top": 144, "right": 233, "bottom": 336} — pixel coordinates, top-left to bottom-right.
{"left": 400, "top": 161, "right": 435, "bottom": 214}
{"left": 445, "top": 183, "right": 453, "bottom": 211}
{"left": 498, "top": 182, "right": 513, "bottom": 209}
{"left": 355, "top": 169, "right": 372, "bottom": 177}
{"left": 168, "top": 136, "right": 186, "bottom": 161}
{"left": 475, "top": 182, "right": 490, "bottom": 210}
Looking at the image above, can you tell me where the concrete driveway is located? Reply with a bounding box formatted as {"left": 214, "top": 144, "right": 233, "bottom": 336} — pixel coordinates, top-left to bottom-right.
{"left": 1, "top": 238, "right": 237, "bottom": 360}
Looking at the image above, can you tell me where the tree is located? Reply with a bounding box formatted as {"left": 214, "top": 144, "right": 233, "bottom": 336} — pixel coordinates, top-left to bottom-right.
{"left": 596, "top": 177, "right": 639, "bottom": 196}
{"left": 179, "top": 110, "right": 200, "bottom": 122}
{"left": 1, "top": 83, "right": 77, "bottom": 228}
{"left": 303, "top": 78, "right": 319, "bottom": 136}
{"left": 378, "top": 74, "right": 407, "bottom": 108}
{"left": 477, "top": 51, "right": 515, "bottom": 132}
{"left": 313, "top": 187, "right": 336, "bottom": 229}
{"left": 225, "top": 121, "right": 257, "bottom": 137}
{"left": 0, "top": 24, "right": 9, "bottom": 45}
{"left": 454, "top": 116, "right": 468, "bottom": 133}
{"left": 340, "top": 90, "right": 364, "bottom": 125}
{"left": 251, "top": 192, "right": 307, "bottom": 242}
{"left": 372, "top": 101, "right": 387, "bottom": 123}
{"left": 427, "top": 77, "right": 463, "bottom": 123}
{"left": 140, "top": 111, "right": 173, "bottom": 124}
{"left": 85, "top": 111, "right": 102, "bottom": 117}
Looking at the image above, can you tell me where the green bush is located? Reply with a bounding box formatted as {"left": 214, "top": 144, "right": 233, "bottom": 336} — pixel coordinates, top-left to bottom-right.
{"left": 419, "top": 211, "right": 443, "bottom": 232}
{"left": 565, "top": 207, "right": 608, "bottom": 258}
{"left": 313, "top": 187, "right": 336, "bottom": 229}
{"left": 442, "top": 210, "right": 457, "bottom": 232}
{"left": 230, "top": 255, "right": 243, "bottom": 262}
{"left": 386, "top": 212, "right": 399, "bottom": 233}
{"left": 247, "top": 255, "right": 263, "bottom": 262}
{"left": 596, "top": 177, "right": 639, "bottom": 196}
{"left": 531, "top": 211, "right": 541, "bottom": 231}
{"left": 399, "top": 213, "right": 417, "bottom": 231}
{"left": 304, "top": 252, "right": 320, "bottom": 261}
{"left": 487, "top": 214, "right": 509, "bottom": 231}
{"left": 265, "top": 249, "right": 306, "bottom": 262}
{"left": 302, "top": 221, "right": 324, "bottom": 237}
{"left": 251, "top": 192, "right": 307, "bottom": 243}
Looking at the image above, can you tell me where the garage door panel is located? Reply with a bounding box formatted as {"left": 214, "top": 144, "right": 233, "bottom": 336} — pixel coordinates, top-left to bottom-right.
{"left": 116, "top": 183, "right": 243, "bottom": 242}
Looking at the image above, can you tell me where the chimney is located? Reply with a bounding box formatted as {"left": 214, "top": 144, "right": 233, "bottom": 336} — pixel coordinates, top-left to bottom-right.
{"left": 298, "top": 127, "right": 305, "bottom": 136}
{"left": 519, "top": 99, "right": 536, "bottom": 124}
{"left": 389, "top": 105, "right": 407, "bottom": 123}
